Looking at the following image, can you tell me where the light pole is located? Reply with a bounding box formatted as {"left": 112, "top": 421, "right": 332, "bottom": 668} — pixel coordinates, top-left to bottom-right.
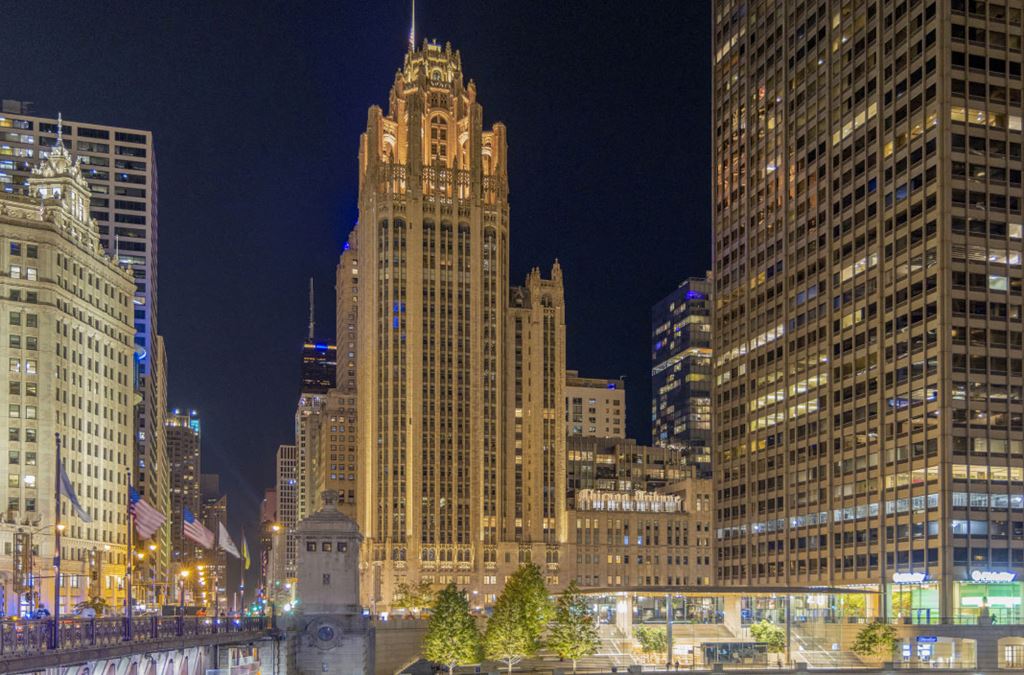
{"left": 179, "top": 569, "right": 190, "bottom": 617}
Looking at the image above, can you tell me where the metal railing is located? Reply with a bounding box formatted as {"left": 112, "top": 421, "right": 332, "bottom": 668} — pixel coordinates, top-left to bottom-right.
{"left": 0, "top": 616, "right": 270, "bottom": 657}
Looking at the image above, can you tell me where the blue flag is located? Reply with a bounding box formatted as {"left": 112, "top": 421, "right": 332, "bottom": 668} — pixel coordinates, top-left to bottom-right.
{"left": 59, "top": 460, "right": 92, "bottom": 522}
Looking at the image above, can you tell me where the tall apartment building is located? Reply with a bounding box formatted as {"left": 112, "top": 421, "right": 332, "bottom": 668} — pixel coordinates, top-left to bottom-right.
{"left": 354, "top": 40, "right": 510, "bottom": 607}
{"left": 566, "top": 370, "right": 626, "bottom": 438}
{"left": 166, "top": 409, "right": 200, "bottom": 565}
{"left": 274, "top": 443, "right": 298, "bottom": 583}
{"left": 0, "top": 137, "right": 136, "bottom": 614}
{"left": 652, "top": 275, "right": 713, "bottom": 477}
{"left": 712, "top": 0, "right": 1024, "bottom": 622}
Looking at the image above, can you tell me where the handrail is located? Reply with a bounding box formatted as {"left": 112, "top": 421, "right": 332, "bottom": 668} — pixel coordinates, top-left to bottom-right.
{"left": 0, "top": 616, "right": 269, "bottom": 657}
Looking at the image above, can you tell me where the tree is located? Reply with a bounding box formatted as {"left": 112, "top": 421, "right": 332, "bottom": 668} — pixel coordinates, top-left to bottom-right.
{"left": 74, "top": 596, "right": 109, "bottom": 617}
{"left": 633, "top": 625, "right": 667, "bottom": 654}
{"left": 422, "top": 583, "right": 482, "bottom": 675}
{"left": 484, "top": 563, "right": 552, "bottom": 674}
{"left": 749, "top": 619, "right": 786, "bottom": 664}
{"left": 548, "top": 582, "right": 600, "bottom": 674}
{"left": 851, "top": 622, "right": 897, "bottom": 660}
{"left": 394, "top": 579, "right": 435, "bottom": 617}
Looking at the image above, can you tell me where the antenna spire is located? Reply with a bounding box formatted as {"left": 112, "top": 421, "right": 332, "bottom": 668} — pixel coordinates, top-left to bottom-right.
{"left": 308, "top": 277, "right": 315, "bottom": 341}
{"left": 408, "top": 0, "right": 416, "bottom": 52}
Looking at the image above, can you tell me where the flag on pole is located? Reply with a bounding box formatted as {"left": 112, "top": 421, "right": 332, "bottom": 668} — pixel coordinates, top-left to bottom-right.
{"left": 183, "top": 506, "right": 215, "bottom": 549}
{"left": 58, "top": 460, "right": 92, "bottom": 522}
{"left": 129, "top": 486, "right": 165, "bottom": 539}
{"left": 218, "top": 522, "right": 241, "bottom": 559}
{"left": 241, "top": 531, "right": 251, "bottom": 570}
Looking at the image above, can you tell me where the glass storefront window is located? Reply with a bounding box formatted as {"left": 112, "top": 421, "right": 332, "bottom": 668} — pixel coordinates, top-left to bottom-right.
{"left": 956, "top": 581, "right": 1022, "bottom": 623}
{"left": 888, "top": 582, "right": 940, "bottom": 624}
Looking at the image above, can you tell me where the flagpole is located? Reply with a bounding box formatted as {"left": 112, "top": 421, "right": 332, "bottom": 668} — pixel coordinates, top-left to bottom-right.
{"left": 52, "top": 433, "right": 62, "bottom": 649}
{"left": 126, "top": 471, "right": 133, "bottom": 639}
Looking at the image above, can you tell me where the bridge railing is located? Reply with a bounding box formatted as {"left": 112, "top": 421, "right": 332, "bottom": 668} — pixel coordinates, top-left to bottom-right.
{"left": 0, "top": 616, "right": 270, "bottom": 657}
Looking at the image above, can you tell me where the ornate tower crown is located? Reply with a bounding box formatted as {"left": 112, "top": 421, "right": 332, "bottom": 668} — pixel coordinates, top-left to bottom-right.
{"left": 28, "top": 113, "right": 101, "bottom": 248}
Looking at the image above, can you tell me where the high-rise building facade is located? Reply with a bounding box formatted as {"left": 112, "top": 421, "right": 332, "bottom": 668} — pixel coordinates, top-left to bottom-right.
{"left": 652, "top": 274, "right": 713, "bottom": 477}
{"left": 355, "top": 40, "right": 509, "bottom": 607}
{"left": 314, "top": 230, "right": 359, "bottom": 518}
{"left": 712, "top": 0, "right": 1024, "bottom": 621}
{"left": 566, "top": 370, "right": 626, "bottom": 438}
{"left": 199, "top": 473, "right": 228, "bottom": 612}
{"left": 166, "top": 409, "right": 200, "bottom": 565}
{"left": 1, "top": 101, "right": 169, "bottom": 605}
{"left": 0, "top": 136, "right": 136, "bottom": 614}
{"left": 274, "top": 443, "right": 298, "bottom": 583}
{"left": 0, "top": 102, "right": 158, "bottom": 357}
{"left": 504, "top": 265, "right": 567, "bottom": 558}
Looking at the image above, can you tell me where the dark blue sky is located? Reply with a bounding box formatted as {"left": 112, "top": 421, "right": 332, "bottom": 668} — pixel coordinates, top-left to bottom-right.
{"left": 3, "top": 0, "right": 711, "bottom": 578}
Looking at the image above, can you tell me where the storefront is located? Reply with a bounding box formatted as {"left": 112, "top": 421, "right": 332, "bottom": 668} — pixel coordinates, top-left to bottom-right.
{"left": 896, "top": 636, "right": 976, "bottom": 668}
{"left": 888, "top": 571, "right": 940, "bottom": 624}
{"left": 955, "top": 570, "right": 1022, "bottom": 623}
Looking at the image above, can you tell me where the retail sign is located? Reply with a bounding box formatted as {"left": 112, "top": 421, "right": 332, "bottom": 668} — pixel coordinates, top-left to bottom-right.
{"left": 916, "top": 636, "right": 938, "bottom": 643}
{"left": 969, "top": 570, "right": 1017, "bottom": 583}
{"left": 892, "top": 571, "right": 928, "bottom": 584}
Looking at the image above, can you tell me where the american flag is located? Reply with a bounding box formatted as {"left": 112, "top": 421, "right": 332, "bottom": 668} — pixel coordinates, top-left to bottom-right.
{"left": 183, "top": 506, "right": 215, "bottom": 549}
{"left": 130, "top": 486, "right": 165, "bottom": 539}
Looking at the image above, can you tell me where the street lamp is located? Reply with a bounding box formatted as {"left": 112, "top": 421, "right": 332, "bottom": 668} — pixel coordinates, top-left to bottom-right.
{"left": 179, "top": 569, "right": 190, "bottom": 616}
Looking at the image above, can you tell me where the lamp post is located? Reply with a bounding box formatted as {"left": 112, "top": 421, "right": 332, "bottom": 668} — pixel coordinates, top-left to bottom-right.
{"left": 179, "top": 569, "right": 190, "bottom": 617}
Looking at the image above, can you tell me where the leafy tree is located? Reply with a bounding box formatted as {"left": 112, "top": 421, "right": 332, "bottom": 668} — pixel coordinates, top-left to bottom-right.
{"left": 422, "top": 583, "right": 482, "bottom": 675}
{"left": 851, "top": 622, "right": 897, "bottom": 660}
{"left": 74, "top": 596, "right": 108, "bottom": 616}
{"left": 394, "top": 579, "right": 435, "bottom": 617}
{"left": 633, "top": 625, "right": 667, "bottom": 654}
{"left": 484, "top": 563, "right": 552, "bottom": 674}
{"left": 749, "top": 620, "right": 786, "bottom": 665}
{"left": 548, "top": 582, "right": 600, "bottom": 673}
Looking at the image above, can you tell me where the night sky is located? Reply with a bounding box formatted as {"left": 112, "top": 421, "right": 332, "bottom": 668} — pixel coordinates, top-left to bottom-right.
{"left": 3, "top": 1, "right": 711, "bottom": 586}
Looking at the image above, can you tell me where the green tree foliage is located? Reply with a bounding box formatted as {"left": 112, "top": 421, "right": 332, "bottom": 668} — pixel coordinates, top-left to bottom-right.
{"left": 483, "top": 563, "right": 552, "bottom": 674}
{"left": 422, "top": 583, "right": 482, "bottom": 674}
{"left": 749, "top": 620, "right": 786, "bottom": 653}
{"left": 548, "top": 581, "right": 600, "bottom": 673}
{"left": 633, "top": 625, "right": 667, "bottom": 653}
{"left": 851, "top": 622, "right": 897, "bottom": 659}
{"left": 394, "top": 579, "right": 435, "bottom": 616}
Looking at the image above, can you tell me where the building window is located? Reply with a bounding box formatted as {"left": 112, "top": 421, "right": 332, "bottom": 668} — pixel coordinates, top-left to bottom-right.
{"left": 322, "top": 573, "right": 331, "bottom": 585}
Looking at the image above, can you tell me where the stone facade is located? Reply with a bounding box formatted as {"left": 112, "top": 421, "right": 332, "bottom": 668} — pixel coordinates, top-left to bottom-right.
{"left": 0, "top": 132, "right": 136, "bottom": 614}
{"left": 285, "top": 491, "right": 374, "bottom": 675}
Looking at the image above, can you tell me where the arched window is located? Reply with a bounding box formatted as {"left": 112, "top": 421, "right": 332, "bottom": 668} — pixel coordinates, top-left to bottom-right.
{"left": 429, "top": 115, "right": 447, "bottom": 161}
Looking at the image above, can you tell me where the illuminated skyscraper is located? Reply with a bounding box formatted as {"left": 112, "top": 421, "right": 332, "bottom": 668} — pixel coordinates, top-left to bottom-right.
{"left": 713, "top": 0, "right": 1024, "bottom": 622}
{"left": 652, "top": 274, "right": 712, "bottom": 478}
{"left": 355, "top": 40, "right": 509, "bottom": 606}
{"left": 166, "top": 409, "right": 201, "bottom": 564}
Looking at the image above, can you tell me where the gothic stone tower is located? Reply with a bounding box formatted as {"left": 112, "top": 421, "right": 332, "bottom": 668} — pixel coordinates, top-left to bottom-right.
{"left": 355, "top": 40, "right": 510, "bottom": 608}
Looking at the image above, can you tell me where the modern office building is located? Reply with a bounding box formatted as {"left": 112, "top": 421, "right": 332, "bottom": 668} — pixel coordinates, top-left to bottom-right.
{"left": 652, "top": 274, "right": 713, "bottom": 477}
{"left": 566, "top": 370, "right": 626, "bottom": 438}
{"left": 166, "top": 409, "right": 201, "bottom": 565}
{"left": 712, "top": 0, "right": 1024, "bottom": 622}
{"left": 0, "top": 135, "right": 136, "bottom": 615}
{"left": 301, "top": 342, "right": 336, "bottom": 394}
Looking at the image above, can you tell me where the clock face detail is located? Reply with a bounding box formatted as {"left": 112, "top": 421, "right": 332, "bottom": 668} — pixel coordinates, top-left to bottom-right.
{"left": 317, "top": 625, "right": 336, "bottom": 642}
